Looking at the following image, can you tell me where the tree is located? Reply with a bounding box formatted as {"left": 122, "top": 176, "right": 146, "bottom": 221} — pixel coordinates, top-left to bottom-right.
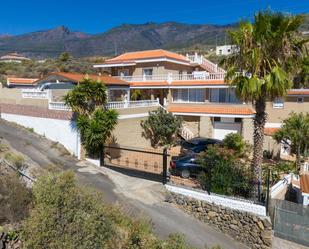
{"left": 141, "top": 108, "right": 182, "bottom": 148}
{"left": 222, "top": 133, "right": 251, "bottom": 158}
{"left": 64, "top": 78, "right": 118, "bottom": 165}
{"left": 21, "top": 172, "right": 114, "bottom": 249}
{"left": 273, "top": 112, "right": 309, "bottom": 171}
{"left": 223, "top": 11, "right": 307, "bottom": 200}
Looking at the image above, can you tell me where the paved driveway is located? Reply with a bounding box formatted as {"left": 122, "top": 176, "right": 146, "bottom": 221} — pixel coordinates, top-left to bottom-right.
{"left": 0, "top": 119, "right": 247, "bottom": 249}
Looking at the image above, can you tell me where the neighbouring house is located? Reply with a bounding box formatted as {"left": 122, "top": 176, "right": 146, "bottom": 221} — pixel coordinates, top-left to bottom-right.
{"left": 0, "top": 53, "right": 31, "bottom": 63}
{"left": 94, "top": 49, "right": 255, "bottom": 141}
{"left": 263, "top": 89, "right": 309, "bottom": 157}
{"left": 215, "top": 45, "right": 237, "bottom": 56}
{"left": 6, "top": 77, "right": 38, "bottom": 88}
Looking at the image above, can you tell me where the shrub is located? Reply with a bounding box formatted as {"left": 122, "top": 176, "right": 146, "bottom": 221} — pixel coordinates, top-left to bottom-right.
{"left": 21, "top": 171, "right": 114, "bottom": 249}
{"left": 141, "top": 108, "right": 182, "bottom": 148}
{"left": 222, "top": 133, "right": 251, "bottom": 158}
{"left": 4, "top": 152, "right": 26, "bottom": 170}
{"left": 0, "top": 172, "right": 32, "bottom": 225}
{"left": 198, "top": 145, "right": 253, "bottom": 198}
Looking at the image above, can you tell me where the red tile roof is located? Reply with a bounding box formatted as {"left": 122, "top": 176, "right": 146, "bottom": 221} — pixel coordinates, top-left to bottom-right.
{"left": 105, "top": 49, "right": 189, "bottom": 64}
{"left": 264, "top": 127, "right": 279, "bottom": 136}
{"left": 7, "top": 77, "right": 38, "bottom": 85}
{"left": 300, "top": 174, "right": 309, "bottom": 194}
{"left": 41, "top": 72, "right": 129, "bottom": 86}
{"left": 287, "top": 89, "right": 309, "bottom": 96}
{"left": 168, "top": 105, "right": 255, "bottom": 116}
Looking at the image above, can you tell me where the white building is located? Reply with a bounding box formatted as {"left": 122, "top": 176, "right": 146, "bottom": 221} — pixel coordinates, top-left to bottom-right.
{"left": 216, "top": 45, "right": 237, "bottom": 56}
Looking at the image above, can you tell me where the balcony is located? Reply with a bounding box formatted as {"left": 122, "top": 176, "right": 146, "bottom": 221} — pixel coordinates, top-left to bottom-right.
{"left": 115, "top": 72, "right": 225, "bottom": 82}
{"left": 47, "top": 99, "right": 160, "bottom": 111}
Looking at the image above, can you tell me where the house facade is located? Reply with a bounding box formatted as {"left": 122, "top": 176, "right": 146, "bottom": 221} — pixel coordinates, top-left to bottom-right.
{"left": 94, "top": 49, "right": 255, "bottom": 141}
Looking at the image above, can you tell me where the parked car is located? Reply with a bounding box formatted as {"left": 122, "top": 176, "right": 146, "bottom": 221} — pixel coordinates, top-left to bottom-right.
{"left": 169, "top": 155, "right": 205, "bottom": 178}
{"left": 180, "top": 137, "right": 222, "bottom": 156}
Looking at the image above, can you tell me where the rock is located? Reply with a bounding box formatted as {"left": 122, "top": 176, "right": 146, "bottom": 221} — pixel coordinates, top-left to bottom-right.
{"left": 230, "top": 224, "right": 238, "bottom": 231}
{"left": 208, "top": 211, "right": 217, "bottom": 219}
{"left": 257, "top": 221, "right": 264, "bottom": 230}
{"left": 230, "top": 219, "right": 238, "bottom": 225}
{"left": 197, "top": 207, "right": 203, "bottom": 212}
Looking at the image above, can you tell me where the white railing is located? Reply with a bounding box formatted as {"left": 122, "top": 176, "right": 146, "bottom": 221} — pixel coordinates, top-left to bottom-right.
{"left": 186, "top": 53, "right": 226, "bottom": 74}
{"left": 116, "top": 72, "right": 225, "bottom": 82}
{"left": 22, "top": 89, "right": 49, "bottom": 99}
{"left": 106, "top": 99, "right": 160, "bottom": 109}
{"left": 48, "top": 102, "right": 71, "bottom": 111}
{"left": 180, "top": 124, "right": 195, "bottom": 140}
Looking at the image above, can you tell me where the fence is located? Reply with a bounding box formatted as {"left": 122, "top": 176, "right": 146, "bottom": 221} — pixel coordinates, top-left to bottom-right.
{"left": 271, "top": 199, "right": 309, "bottom": 247}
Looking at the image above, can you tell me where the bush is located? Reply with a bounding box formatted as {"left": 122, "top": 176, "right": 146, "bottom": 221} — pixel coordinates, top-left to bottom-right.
{"left": 4, "top": 152, "right": 26, "bottom": 170}
{"left": 21, "top": 171, "right": 114, "bottom": 249}
{"left": 21, "top": 171, "right": 197, "bottom": 249}
{"left": 222, "top": 133, "right": 251, "bottom": 158}
{"left": 198, "top": 145, "right": 253, "bottom": 198}
{"left": 0, "top": 172, "right": 32, "bottom": 226}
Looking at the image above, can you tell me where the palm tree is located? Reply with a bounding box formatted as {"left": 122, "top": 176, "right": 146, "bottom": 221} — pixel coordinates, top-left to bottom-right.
{"left": 64, "top": 77, "right": 118, "bottom": 166}
{"left": 223, "top": 11, "right": 307, "bottom": 201}
{"left": 273, "top": 112, "right": 309, "bottom": 171}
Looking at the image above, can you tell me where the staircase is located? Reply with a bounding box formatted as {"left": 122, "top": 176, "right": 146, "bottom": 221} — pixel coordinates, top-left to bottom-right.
{"left": 186, "top": 53, "right": 226, "bottom": 74}
{"left": 179, "top": 124, "right": 195, "bottom": 140}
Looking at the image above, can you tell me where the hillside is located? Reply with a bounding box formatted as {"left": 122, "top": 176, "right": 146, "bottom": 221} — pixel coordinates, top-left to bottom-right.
{"left": 0, "top": 22, "right": 234, "bottom": 58}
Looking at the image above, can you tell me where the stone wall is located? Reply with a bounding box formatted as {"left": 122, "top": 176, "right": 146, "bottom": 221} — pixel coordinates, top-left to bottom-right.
{"left": 166, "top": 192, "right": 272, "bottom": 249}
{"left": 0, "top": 232, "right": 22, "bottom": 249}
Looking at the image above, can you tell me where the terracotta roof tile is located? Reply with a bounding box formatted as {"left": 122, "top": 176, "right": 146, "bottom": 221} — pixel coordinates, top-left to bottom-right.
{"left": 287, "top": 89, "right": 309, "bottom": 96}
{"left": 106, "top": 49, "right": 189, "bottom": 63}
{"left": 7, "top": 77, "right": 38, "bottom": 85}
{"left": 130, "top": 81, "right": 169, "bottom": 87}
{"left": 43, "top": 72, "right": 129, "bottom": 86}
{"left": 264, "top": 128, "right": 279, "bottom": 136}
{"left": 168, "top": 105, "right": 255, "bottom": 116}
{"left": 129, "top": 80, "right": 227, "bottom": 88}
{"left": 300, "top": 174, "right": 309, "bottom": 194}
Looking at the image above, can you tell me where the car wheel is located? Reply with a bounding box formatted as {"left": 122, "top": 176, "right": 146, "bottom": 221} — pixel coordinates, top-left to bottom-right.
{"left": 181, "top": 169, "right": 190, "bottom": 178}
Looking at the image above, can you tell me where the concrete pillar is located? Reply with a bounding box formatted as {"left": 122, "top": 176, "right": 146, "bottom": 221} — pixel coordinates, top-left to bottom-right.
{"left": 200, "top": 116, "right": 212, "bottom": 138}
{"left": 242, "top": 118, "right": 254, "bottom": 144}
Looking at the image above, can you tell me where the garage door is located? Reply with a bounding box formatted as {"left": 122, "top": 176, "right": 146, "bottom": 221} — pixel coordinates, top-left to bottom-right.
{"left": 213, "top": 122, "right": 241, "bottom": 140}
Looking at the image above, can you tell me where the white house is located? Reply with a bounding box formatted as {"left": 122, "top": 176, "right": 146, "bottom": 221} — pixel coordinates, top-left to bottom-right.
{"left": 216, "top": 45, "right": 237, "bottom": 56}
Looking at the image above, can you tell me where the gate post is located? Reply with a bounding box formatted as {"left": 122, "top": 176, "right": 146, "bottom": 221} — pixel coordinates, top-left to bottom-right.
{"left": 266, "top": 168, "right": 271, "bottom": 216}
{"left": 162, "top": 148, "right": 168, "bottom": 185}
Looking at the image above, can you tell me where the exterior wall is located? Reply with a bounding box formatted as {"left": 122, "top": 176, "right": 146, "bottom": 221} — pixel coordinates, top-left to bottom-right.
{"left": 0, "top": 87, "right": 49, "bottom": 107}
{"left": 1, "top": 113, "right": 80, "bottom": 158}
{"left": 182, "top": 116, "right": 200, "bottom": 137}
{"left": 263, "top": 135, "right": 281, "bottom": 158}
{"left": 111, "top": 61, "right": 194, "bottom": 77}
{"left": 266, "top": 96, "right": 309, "bottom": 123}
{"left": 50, "top": 89, "right": 71, "bottom": 102}
{"left": 199, "top": 116, "right": 212, "bottom": 137}
{"left": 111, "top": 117, "right": 152, "bottom": 148}
{"left": 242, "top": 118, "right": 253, "bottom": 144}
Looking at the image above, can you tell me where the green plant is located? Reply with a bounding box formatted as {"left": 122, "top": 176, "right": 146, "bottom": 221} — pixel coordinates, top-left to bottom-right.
{"left": 273, "top": 112, "right": 309, "bottom": 171}
{"left": 222, "top": 133, "right": 251, "bottom": 158}
{"left": 198, "top": 145, "right": 253, "bottom": 198}
{"left": 0, "top": 172, "right": 32, "bottom": 225}
{"left": 141, "top": 108, "right": 182, "bottom": 148}
{"left": 223, "top": 11, "right": 307, "bottom": 200}
{"left": 25, "top": 127, "right": 34, "bottom": 133}
{"left": 0, "top": 142, "right": 9, "bottom": 152}
{"left": 4, "top": 152, "right": 25, "bottom": 170}
{"left": 64, "top": 78, "right": 118, "bottom": 165}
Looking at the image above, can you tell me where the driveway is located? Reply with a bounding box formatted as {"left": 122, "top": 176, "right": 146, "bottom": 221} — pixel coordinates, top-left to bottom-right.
{"left": 0, "top": 119, "right": 247, "bottom": 249}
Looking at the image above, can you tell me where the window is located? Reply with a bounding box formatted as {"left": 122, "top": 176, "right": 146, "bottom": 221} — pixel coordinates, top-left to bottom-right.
{"left": 118, "top": 69, "right": 129, "bottom": 77}
{"left": 273, "top": 98, "right": 284, "bottom": 108}
{"left": 143, "top": 68, "right": 153, "bottom": 80}
{"left": 172, "top": 89, "right": 205, "bottom": 103}
{"left": 214, "top": 117, "right": 221, "bottom": 122}
{"left": 297, "top": 97, "right": 304, "bottom": 103}
{"left": 235, "top": 118, "right": 242, "bottom": 123}
{"left": 210, "top": 89, "right": 240, "bottom": 103}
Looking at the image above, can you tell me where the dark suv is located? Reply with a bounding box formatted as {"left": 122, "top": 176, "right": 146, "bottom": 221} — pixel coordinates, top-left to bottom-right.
{"left": 170, "top": 155, "right": 204, "bottom": 178}
{"left": 180, "top": 137, "right": 222, "bottom": 156}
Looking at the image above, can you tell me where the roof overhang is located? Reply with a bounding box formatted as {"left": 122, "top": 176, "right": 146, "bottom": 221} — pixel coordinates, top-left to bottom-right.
{"left": 94, "top": 62, "right": 137, "bottom": 68}
{"left": 172, "top": 112, "right": 255, "bottom": 118}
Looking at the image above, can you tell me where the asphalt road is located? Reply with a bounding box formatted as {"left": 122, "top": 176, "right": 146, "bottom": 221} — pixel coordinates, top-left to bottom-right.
{"left": 0, "top": 119, "right": 247, "bottom": 249}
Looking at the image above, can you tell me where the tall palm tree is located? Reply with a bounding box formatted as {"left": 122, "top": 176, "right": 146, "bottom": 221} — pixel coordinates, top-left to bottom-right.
{"left": 223, "top": 11, "right": 307, "bottom": 201}
{"left": 64, "top": 78, "right": 118, "bottom": 166}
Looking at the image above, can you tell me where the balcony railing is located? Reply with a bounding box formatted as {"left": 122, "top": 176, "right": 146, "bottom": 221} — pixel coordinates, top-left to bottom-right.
{"left": 21, "top": 89, "right": 49, "bottom": 99}
{"left": 106, "top": 99, "right": 160, "bottom": 109}
{"left": 116, "top": 72, "right": 225, "bottom": 82}
{"left": 47, "top": 100, "right": 160, "bottom": 111}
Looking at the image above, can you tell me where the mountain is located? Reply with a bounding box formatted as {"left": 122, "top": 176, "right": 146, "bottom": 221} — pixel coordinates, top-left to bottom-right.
{"left": 0, "top": 22, "right": 235, "bottom": 58}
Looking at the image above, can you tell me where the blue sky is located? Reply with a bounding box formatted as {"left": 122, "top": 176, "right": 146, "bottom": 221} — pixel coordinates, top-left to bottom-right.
{"left": 1, "top": 0, "right": 308, "bottom": 35}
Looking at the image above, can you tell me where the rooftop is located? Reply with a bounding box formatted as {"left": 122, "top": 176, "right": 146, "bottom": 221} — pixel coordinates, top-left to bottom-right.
{"left": 7, "top": 77, "right": 38, "bottom": 86}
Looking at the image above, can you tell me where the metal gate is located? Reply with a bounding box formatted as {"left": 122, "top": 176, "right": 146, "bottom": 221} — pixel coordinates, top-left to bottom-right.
{"left": 103, "top": 145, "right": 168, "bottom": 184}
{"left": 273, "top": 204, "right": 309, "bottom": 247}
